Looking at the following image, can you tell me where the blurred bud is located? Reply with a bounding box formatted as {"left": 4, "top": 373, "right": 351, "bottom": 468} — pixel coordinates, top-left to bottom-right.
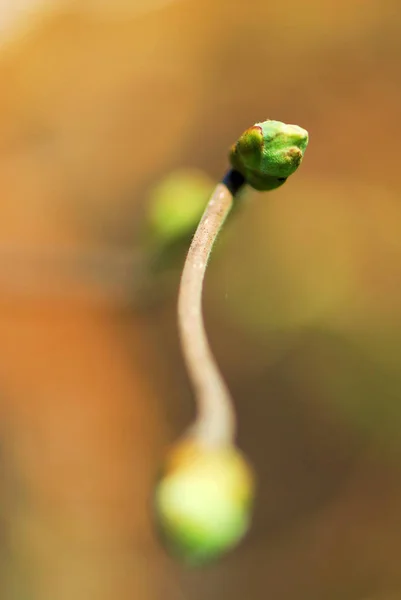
{"left": 147, "top": 169, "right": 214, "bottom": 245}
{"left": 154, "top": 439, "right": 255, "bottom": 566}
{"left": 229, "top": 120, "right": 309, "bottom": 191}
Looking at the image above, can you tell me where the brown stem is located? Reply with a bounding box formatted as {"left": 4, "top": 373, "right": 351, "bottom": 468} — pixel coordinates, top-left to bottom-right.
{"left": 177, "top": 170, "right": 245, "bottom": 448}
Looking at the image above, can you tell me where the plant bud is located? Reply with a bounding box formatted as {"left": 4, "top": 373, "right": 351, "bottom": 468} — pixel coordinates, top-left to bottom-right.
{"left": 154, "top": 439, "right": 255, "bottom": 566}
{"left": 229, "top": 119, "right": 309, "bottom": 191}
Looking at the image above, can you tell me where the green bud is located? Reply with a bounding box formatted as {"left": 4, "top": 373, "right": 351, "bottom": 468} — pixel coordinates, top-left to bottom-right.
{"left": 229, "top": 119, "right": 309, "bottom": 191}
{"left": 147, "top": 169, "right": 214, "bottom": 244}
{"left": 154, "top": 440, "right": 255, "bottom": 566}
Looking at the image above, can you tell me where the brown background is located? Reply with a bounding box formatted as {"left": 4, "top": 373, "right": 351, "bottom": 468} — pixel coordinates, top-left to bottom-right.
{"left": 0, "top": 0, "right": 401, "bottom": 598}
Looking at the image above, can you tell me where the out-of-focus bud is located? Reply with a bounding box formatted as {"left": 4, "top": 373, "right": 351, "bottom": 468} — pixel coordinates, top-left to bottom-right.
{"left": 154, "top": 439, "right": 255, "bottom": 566}
{"left": 147, "top": 169, "right": 213, "bottom": 245}
{"left": 229, "top": 119, "right": 309, "bottom": 191}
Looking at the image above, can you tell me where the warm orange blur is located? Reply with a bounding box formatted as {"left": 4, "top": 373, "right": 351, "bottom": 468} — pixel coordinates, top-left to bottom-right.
{"left": 0, "top": 1, "right": 401, "bottom": 598}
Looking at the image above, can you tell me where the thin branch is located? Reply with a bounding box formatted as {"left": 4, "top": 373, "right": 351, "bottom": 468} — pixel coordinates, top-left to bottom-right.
{"left": 177, "top": 169, "right": 245, "bottom": 448}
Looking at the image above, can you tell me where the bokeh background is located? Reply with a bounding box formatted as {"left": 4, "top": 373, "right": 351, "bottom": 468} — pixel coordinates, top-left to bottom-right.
{"left": 0, "top": 0, "right": 401, "bottom": 598}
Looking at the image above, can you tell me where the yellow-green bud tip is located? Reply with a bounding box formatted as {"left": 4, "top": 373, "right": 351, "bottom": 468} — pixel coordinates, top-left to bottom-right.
{"left": 229, "top": 119, "right": 309, "bottom": 191}
{"left": 154, "top": 440, "right": 255, "bottom": 566}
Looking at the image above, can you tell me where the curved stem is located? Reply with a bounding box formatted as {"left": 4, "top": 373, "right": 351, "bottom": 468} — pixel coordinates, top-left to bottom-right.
{"left": 178, "top": 170, "right": 245, "bottom": 448}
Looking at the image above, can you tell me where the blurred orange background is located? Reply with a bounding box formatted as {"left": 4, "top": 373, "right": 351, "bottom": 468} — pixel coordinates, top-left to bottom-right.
{"left": 0, "top": 0, "right": 401, "bottom": 598}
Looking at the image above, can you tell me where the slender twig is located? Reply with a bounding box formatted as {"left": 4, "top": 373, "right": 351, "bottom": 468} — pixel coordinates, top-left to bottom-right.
{"left": 156, "top": 121, "right": 308, "bottom": 565}
{"left": 157, "top": 121, "right": 308, "bottom": 566}
{"left": 177, "top": 169, "right": 245, "bottom": 448}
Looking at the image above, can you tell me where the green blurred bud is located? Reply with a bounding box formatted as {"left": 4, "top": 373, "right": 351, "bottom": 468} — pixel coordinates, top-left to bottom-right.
{"left": 147, "top": 169, "right": 214, "bottom": 244}
{"left": 229, "top": 119, "right": 309, "bottom": 191}
{"left": 154, "top": 439, "right": 255, "bottom": 566}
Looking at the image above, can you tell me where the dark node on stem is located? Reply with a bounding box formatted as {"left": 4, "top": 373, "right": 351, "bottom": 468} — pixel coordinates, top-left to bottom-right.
{"left": 222, "top": 169, "right": 246, "bottom": 196}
